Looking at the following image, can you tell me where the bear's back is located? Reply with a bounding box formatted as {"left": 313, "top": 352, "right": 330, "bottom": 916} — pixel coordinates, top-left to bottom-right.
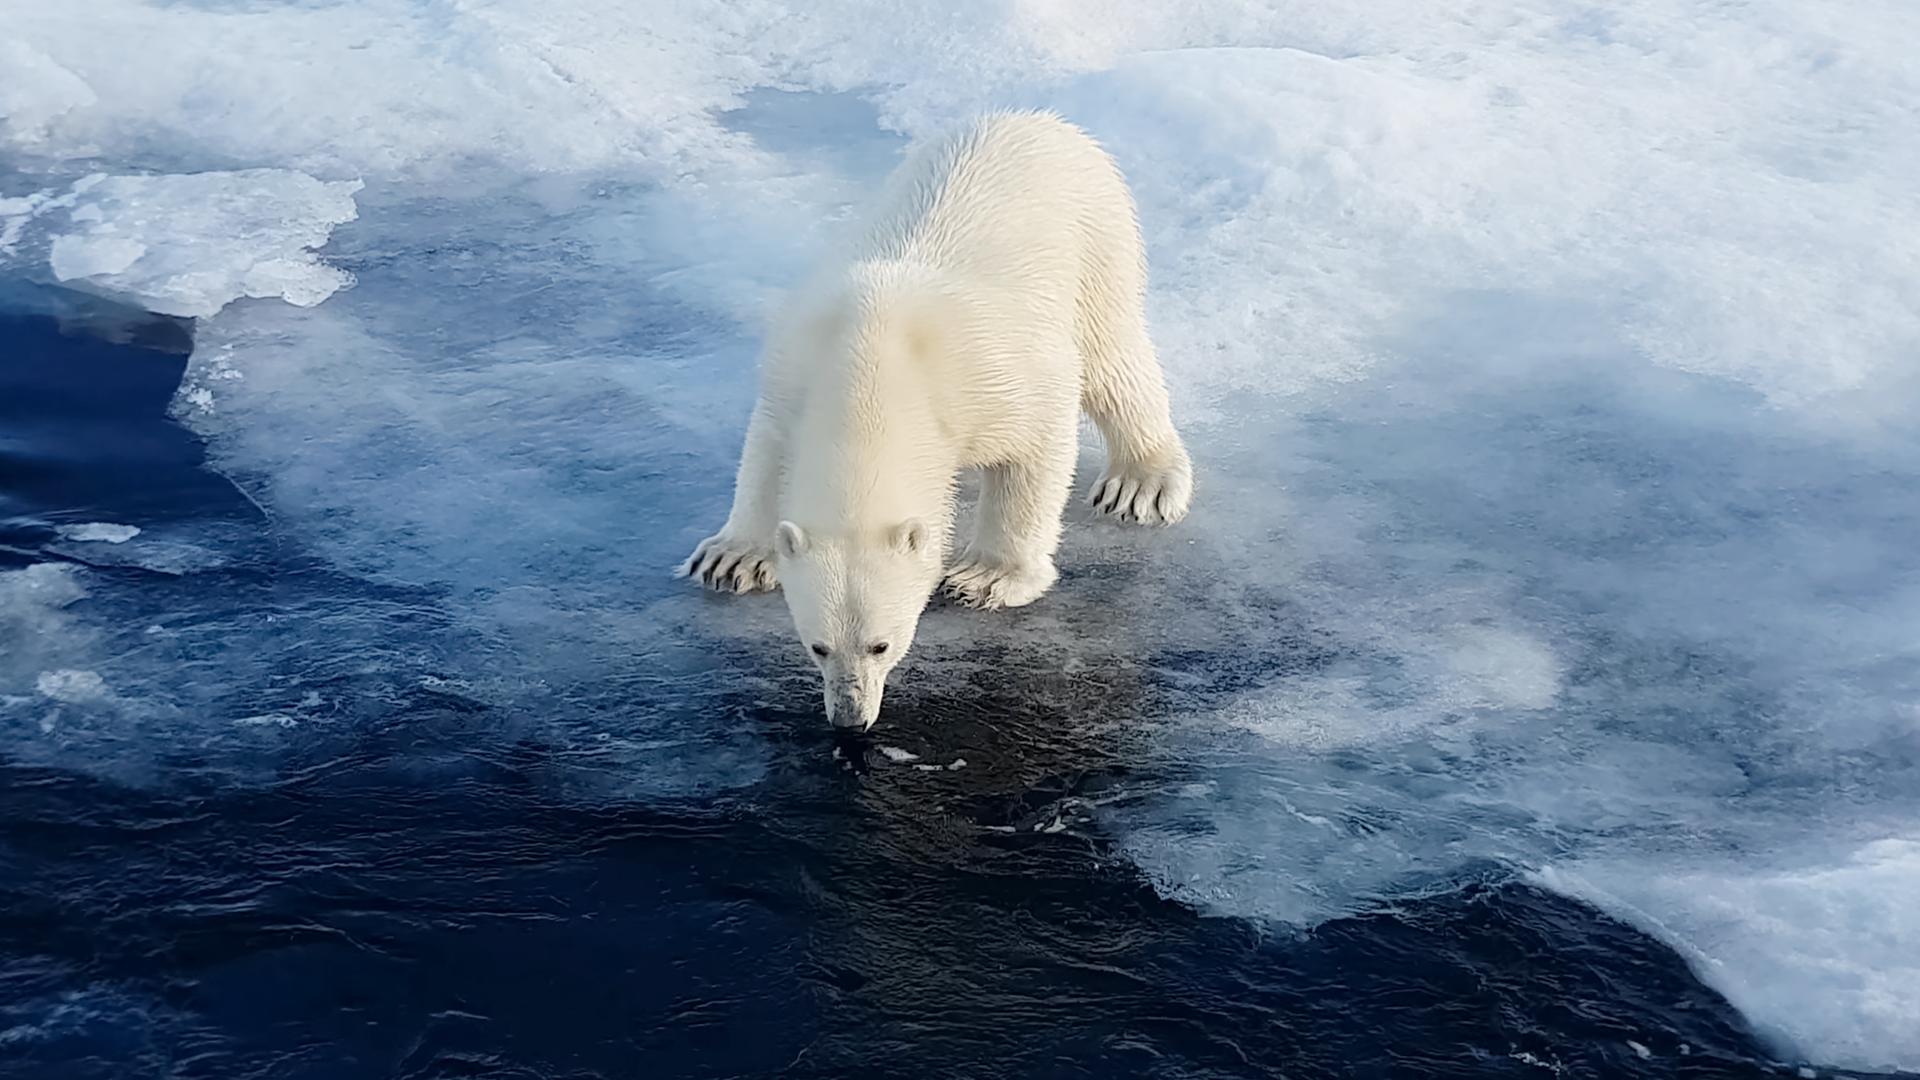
{"left": 851, "top": 110, "right": 1132, "bottom": 291}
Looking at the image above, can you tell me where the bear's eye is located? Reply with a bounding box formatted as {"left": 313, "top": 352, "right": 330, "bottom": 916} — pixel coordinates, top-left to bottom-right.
{"left": 810, "top": 643, "right": 830, "bottom": 658}
{"left": 867, "top": 642, "right": 889, "bottom": 656}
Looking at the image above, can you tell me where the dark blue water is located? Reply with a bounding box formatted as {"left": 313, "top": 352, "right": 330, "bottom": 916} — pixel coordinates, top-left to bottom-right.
{"left": 0, "top": 287, "right": 1865, "bottom": 1080}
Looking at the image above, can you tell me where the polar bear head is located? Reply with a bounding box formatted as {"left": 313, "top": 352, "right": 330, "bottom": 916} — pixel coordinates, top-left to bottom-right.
{"left": 773, "top": 517, "right": 940, "bottom": 729}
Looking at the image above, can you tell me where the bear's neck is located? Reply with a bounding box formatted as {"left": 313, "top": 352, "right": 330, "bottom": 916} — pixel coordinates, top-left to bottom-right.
{"left": 784, "top": 361, "right": 958, "bottom": 549}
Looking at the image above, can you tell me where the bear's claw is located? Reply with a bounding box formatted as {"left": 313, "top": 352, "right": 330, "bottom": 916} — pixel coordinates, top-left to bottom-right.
{"left": 942, "top": 554, "right": 1057, "bottom": 610}
{"left": 679, "top": 534, "right": 778, "bottom": 593}
{"left": 1088, "top": 454, "right": 1192, "bottom": 525}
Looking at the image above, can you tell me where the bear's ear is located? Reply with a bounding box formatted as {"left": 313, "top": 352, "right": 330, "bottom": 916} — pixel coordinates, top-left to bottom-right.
{"left": 775, "top": 521, "right": 809, "bottom": 558}
{"left": 889, "top": 518, "right": 929, "bottom": 556}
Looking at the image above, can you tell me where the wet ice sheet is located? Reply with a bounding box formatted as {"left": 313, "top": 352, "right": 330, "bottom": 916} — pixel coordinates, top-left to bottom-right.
{"left": 1541, "top": 840, "right": 1920, "bottom": 1075}
{"left": 5, "top": 1, "right": 1920, "bottom": 1071}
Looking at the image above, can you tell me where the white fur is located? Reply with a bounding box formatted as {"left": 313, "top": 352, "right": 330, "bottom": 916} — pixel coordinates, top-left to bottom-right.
{"left": 681, "top": 110, "right": 1193, "bottom": 729}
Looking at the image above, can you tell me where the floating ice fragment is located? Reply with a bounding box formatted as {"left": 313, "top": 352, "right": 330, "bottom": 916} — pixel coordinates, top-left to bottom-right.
{"left": 55, "top": 523, "right": 141, "bottom": 544}
{"left": 35, "top": 669, "right": 109, "bottom": 704}
{"left": 878, "top": 746, "right": 920, "bottom": 763}
{"left": 1508, "top": 1050, "right": 1564, "bottom": 1074}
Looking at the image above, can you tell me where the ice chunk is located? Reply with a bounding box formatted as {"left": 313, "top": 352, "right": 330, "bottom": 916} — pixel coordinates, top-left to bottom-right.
{"left": 35, "top": 669, "right": 109, "bottom": 705}
{"left": 4, "top": 171, "right": 361, "bottom": 317}
{"left": 878, "top": 746, "right": 920, "bottom": 763}
{"left": 54, "top": 523, "right": 141, "bottom": 544}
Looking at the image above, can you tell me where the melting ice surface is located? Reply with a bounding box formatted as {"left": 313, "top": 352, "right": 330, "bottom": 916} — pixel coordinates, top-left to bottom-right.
{"left": 4, "top": 0, "right": 1919, "bottom": 1073}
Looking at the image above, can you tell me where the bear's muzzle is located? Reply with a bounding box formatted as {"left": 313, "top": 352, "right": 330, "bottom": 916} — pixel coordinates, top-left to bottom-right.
{"left": 823, "top": 681, "right": 881, "bottom": 730}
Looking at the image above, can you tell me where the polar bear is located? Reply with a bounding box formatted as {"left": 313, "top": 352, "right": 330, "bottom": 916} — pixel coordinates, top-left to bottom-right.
{"left": 679, "top": 110, "right": 1192, "bottom": 729}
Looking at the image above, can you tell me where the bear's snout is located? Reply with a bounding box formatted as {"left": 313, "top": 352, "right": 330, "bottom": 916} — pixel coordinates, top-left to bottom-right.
{"left": 823, "top": 676, "right": 881, "bottom": 730}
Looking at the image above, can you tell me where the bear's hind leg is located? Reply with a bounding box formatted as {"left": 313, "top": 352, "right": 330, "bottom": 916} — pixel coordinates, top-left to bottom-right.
{"left": 943, "top": 427, "right": 1076, "bottom": 610}
{"left": 1080, "top": 318, "right": 1193, "bottom": 525}
{"left": 1077, "top": 226, "right": 1193, "bottom": 525}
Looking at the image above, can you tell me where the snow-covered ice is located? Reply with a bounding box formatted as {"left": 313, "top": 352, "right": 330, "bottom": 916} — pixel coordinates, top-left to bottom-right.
{"left": 3, "top": 0, "right": 1917, "bottom": 1071}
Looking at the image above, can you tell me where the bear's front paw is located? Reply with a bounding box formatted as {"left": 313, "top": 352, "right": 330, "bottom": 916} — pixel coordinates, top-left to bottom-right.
{"left": 678, "top": 532, "right": 778, "bottom": 594}
{"left": 942, "top": 553, "right": 1058, "bottom": 610}
{"left": 1088, "top": 451, "right": 1193, "bottom": 525}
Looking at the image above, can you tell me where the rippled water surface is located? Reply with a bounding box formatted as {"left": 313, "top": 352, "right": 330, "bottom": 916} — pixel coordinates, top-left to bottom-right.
{"left": 0, "top": 303, "right": 1856, "bottom": 1080}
